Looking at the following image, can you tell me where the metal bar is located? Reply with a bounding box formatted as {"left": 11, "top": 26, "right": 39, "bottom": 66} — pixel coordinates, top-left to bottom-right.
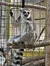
{"left": 0, "top": 1, "right": 46, "bottom": 10}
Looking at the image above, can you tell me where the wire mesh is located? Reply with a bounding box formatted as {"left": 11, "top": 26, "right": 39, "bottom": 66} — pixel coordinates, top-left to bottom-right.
{"left": 0, "top": 0, "right": 46, "bottom": 66}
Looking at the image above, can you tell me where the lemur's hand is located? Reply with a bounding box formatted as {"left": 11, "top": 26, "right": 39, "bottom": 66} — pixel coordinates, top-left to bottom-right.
{"left": 10, "top": 9, "right": 13, "bottom": 17}
{"left": 10, "top": 8, "right": 15, "bottom": 19}
{"left": 10, "top": 8, "right": 21, "bottom": 27}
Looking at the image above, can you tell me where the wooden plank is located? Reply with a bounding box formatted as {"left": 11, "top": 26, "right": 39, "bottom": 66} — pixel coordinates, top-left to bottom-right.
{"left": 6, "top": 54, "right": 45, "bottom": 65}
{"left": 7, "top": 40, "right": 50, "bottom": 49}
{"left": 23, "top": 51, "right": 44, "bottom": 57}
{"left": 34, "top": 18, "right": 45, "bottom": 20}
{"left": 45, "top": 0, "right": 50, "bottom": 66}
{"left": 0, "top": 1, "right": 46, "bottom": 10}
{"left": 22, "top": 55, "right": 45, "bottom": 65}
{"left": 23, "top": 60, "right": 45, "bottom": 66}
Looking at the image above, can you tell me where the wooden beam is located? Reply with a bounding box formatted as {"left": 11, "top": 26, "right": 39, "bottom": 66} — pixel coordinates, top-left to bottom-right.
{"left": 23, "top": 60, "right": 45, "bottom": 66}
{"left": 6, "top": 55, "right": 45, "bottom": 65}
{"left": 7, "top": 40, "right": 50, "bottom": 49}
{"left": 33, "top": 40, "right": 50, "bottom": 48}
{"left": 34, "top": 18, "right": 45, "bottom": 20}
{"left": 45, "top": 0, "right": 50, "bottom": 66}
{"left": 0, "top": 1, "right": 46, "bottom": 10}
{"left": 22, "top": 55, "right": 45, "bottom": 65}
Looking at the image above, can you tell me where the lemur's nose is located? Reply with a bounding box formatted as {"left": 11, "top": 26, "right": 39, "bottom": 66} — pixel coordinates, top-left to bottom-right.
{"left": 24, "top": 12, "right": 29, "bottom": 17}
{"left": 24, "top": 14, "right": 28, "bottom": 17}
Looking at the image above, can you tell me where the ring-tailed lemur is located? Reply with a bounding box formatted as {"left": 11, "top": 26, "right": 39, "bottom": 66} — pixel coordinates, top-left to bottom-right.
{"left": 7, "top": 8, "right": 37, "bottom": 45}
{"left": 7, "top": 8, "right": 37, "bottom": 66}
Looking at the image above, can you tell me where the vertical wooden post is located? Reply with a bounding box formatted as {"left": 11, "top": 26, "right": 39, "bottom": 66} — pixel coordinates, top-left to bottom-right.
{"left": 6, "top": 0, "right": 10, "bottom": 65}
{"left": 6, "top": 0, "right": 10, "bottom": 40}
{"left": 45, "top": 0, "right": 50, "bottom": 66}
{"left": 22, "top": 0, "right": 25, "bottom": 8}
{"left": 0, "top": 5, "right": 2, "bottom": 39}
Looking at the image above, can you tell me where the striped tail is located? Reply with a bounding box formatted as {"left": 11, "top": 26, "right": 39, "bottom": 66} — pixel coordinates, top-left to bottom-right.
{"left": 12, "top": 48, "right": 24, "bottom": 66}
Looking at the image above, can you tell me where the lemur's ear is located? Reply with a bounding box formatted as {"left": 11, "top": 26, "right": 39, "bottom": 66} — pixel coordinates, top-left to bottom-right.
{"left": 20, "top": 8, "right": 23, "bottom": 12}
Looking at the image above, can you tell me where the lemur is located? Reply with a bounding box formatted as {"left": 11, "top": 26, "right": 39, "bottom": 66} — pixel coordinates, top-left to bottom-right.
{"left": 7, "top": 8, "right": 37, "bottom": 66}
{"left": 7, "top": 8, "right": 37, "bottom": 45}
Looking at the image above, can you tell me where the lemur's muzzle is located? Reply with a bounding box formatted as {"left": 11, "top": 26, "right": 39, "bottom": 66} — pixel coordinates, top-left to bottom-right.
{"left": 24, "top": 12, "right": 29, "bottom": 17}
{"left": 24, "top": 14, "right": 28, "bottom": 17}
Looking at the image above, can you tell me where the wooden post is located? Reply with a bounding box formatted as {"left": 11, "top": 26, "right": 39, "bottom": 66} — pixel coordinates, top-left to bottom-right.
{"left": 22, "top": 0, "right": 25, "bottom": 8}
{"left": 45, "top": 0, "right": 50, "bottom": 66}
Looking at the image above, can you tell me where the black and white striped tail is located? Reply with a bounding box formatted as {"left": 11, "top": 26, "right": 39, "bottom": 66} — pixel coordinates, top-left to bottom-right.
{"left": 12, "top": 48, "right": 24, "bottom": 66}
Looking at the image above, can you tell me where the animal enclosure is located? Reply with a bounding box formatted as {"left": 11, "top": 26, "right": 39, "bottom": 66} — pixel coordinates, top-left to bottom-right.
{"left": 0, "top": 0, "right": 49, "bottom": 66}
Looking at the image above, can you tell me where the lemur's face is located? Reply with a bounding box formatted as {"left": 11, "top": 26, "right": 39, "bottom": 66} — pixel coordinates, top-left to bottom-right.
{"left": 20, "top": 8, "right": 31, "bottom": 19}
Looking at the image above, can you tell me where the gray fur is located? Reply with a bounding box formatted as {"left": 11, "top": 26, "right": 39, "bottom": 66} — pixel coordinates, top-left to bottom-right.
{"left": 7, "top": 8, "right": 37, "bottom": 45}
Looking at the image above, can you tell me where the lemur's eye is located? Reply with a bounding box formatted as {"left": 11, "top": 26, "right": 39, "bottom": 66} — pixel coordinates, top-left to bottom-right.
{"left": 28, "top": 12, "right": 29, "bottom": 14}
{"left": 23, "top": 11, "right": 26, "bottom": 14}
